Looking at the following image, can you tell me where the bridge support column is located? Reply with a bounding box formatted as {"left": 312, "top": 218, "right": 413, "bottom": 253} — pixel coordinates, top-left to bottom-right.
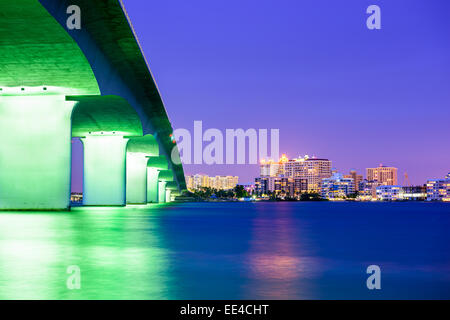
{"left": 81, "top": 136, "right": 128, "bottom": 206}
{"left": 165, "top": 189, "right": 172, "bottom": 203}
{"left": 147, "top": 168, "right": 160, "bottom": 203}
{"left": 0, "top": 95, "right": 73, "bottom": 210}
{"left": 158, "top": 181, "right": 167, "bottom": 203}
{"left": 126, "top": 153, "right": 148, "bottom": 204}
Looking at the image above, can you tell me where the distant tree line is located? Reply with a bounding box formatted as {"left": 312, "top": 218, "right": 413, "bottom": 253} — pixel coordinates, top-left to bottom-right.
{"left": 183, "top": 187, "right": 361, "bottom": 201}
{"left": 184, "top": 185, "right": 250, "bottom": 200}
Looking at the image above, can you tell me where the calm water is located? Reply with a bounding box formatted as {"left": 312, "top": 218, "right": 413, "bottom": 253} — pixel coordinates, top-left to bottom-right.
{"left": 0, "top": 202, "right": 449, "bottom": 299}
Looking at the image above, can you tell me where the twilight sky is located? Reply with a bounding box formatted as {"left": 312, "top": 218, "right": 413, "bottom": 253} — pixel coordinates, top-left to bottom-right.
{"left": 72, "top": 0, "right": 450, "bottom": 191}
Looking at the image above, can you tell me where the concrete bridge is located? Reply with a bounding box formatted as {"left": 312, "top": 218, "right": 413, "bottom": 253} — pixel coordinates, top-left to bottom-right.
{"left": 0, "top": 0, "right": 186, "bottom": 210}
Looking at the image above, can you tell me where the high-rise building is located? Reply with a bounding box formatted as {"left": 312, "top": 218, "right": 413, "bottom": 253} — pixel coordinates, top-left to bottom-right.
{"left": 257, "top": 154, "right": 331, "bottom": 194}
{"left": 281, "top": 155, "right": 332, "bottom": 192}
{"left": 186, "top": 175, "right": 193, "bottom": 190}
{"left": 260, "top": 159, "right": 281, "bottom": 177}
{"left": 426, "top": 173, "right": 450, "bottom": 201}
{"left": 321, "top": 172, "right": 355, "bottom": 199}
{"left": 293, "top": 177, "right": 308, "bottom": 195}
{"left": 344, "top": 170, "right": 363, "bottom": 191}
{"left": 366, "top": 164, "right": 398, "bottom": 185}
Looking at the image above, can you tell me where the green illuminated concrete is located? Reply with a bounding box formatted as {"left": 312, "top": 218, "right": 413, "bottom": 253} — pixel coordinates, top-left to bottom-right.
{"left": 36, "top": 0, "right": 186, "bottom": 190}
{"left": 158, "top": 170, "right": 174, "bottom": 182}
{"left": 147, "top": 156, "right": 169, "bottom": 170}
{"left": 126, "top": 154, "right": 149, "bottom": 204}
{"left": 147, "top": 168, "right": 160, "bottom": 203}
{"left": 70, "top": 95, "right": 143, "bottom": 137}
{"left": 0, "top": 0, "right": 186, "bottom": 209}
{"left": 127, "top": 135, "right": 159, "bottom": 154}
{"left": 165, "top": 190, "right": 172, "bottom": 203}
{"left": 71, "top": 95, "right": 143, "bottom": 206}
{"left": 81, "top": 136, "right": 129, "bottom": 206}
{"left": 126, "top": 135, "right": 159, "bottom": 204}
{"left": 165, "top": 182, "right": 179, "bottom": 203}
{"left": 158, "top": 170, "right": 174, "bottom": 204}
{"left": 0, "top": 0, "right": 99, "bottom": 94}
{"left": 158, "top": 181, "right": 167, "bottom": 204}
{"left": 146, "top": 156, "right": 169, "bottom": 204}
{"left": 165, "top": 181, "right": 179, "bottom": 191}
{"left": 0, "top": 94, "right": 74, "bottom": 210}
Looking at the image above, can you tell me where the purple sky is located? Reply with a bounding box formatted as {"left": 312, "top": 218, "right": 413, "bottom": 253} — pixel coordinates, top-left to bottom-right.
{"left": 72, "top": 0, "right": 450, "bottom": 191}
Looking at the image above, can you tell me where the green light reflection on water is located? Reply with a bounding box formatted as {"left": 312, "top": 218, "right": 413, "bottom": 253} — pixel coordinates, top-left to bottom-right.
{"left": 0, "top": 205, "right": 174, "bottom": 299}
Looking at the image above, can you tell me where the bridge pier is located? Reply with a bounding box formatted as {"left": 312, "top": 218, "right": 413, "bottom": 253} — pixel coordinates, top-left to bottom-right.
{"left": 0, "top": 94, "right": 73, "bottom": 210}
{"left": 147, "top": 168, "right": 160, "bottom": 203}
{"left": 146, "top": 156, "right": 169, "bottom": 203}
{"left": 126, "top": 153, "right": 149, "bottom": 204}
{"left": 158, "top": 181, "right": 167, "bottom": 203}
{"left": 70, "top": 95, "right": 143, "bottom": 207}
{"left": 157, "top": 170, "right": 174, "bottom": 204}
{"left": 165, "top": 189, "right": 172, "bottom": 202}
{"left": 81, "top": 136, "right": 129, "bottom": 206}
{"left": 126, "top": 135, "right": 159, "bottom": 204}
{"left": 165, "top": 181, "right": 178, "bottom": 203}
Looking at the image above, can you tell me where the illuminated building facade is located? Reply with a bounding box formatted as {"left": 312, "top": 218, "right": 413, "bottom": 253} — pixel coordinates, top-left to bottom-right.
{"left": 426, "top": 174, "right": 450, "bottom": 201}
{"left": 321, "top": 173, "right": 355, "bottom": 199}
{"left": 376, "top": 185, "right": 403, "bottom": 201}
{"left": 358, "top": 180, "right": 381, "bottom": 200}
{"left": 260, "top": 160, "right": 281, "bottom": 177}
{"left": 401, "top": 185, "right": 427, "bottom": 201}
{"left": 255, "top": 176, "right": 307, "bottom": 197}
{"left": 260, "top": 154, "right": 331, "bottom": 192}
{"left": 344, "top": 170, "right": 363, "bottom": 191}
{"left": 367, "top": 165, "right": 398, "bottom": 185}
{"left": 186, "top": 174, "right": 239, "bottom": 191}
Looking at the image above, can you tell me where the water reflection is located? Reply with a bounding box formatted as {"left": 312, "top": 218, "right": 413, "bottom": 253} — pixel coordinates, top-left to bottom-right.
{"left": 244, "top": 203, "right": 322, "bottom": 299}
{"left": 1, "top": 202, "right": 449, "bottom": 299}
{"left": 0, "top": 206, "right": 174, "bottom": 299}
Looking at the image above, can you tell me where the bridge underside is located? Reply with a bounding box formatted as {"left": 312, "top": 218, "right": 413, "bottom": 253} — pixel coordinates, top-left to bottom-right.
{"left": 0, "top": 0, "right": 185, "bottom": 210}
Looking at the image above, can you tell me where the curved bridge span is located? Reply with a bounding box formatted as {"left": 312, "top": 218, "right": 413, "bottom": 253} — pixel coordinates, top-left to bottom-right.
{"left": 0, "top": 0, "right": 185, "bottom": 210}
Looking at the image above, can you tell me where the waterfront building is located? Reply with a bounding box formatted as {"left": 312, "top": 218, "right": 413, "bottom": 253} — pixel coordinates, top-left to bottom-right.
{"left": 186, "top": 174, "right": 238, "bottom": 191}
{"left": 293, "top": 177, "right": 308, "bottom": 195}
{"left": 358, "top": 179, "right": 381, "bottom": 200}
{"left": 401, "top": 185, "right": 427, "bottom": 201}
{"left": 257, "top": 154, "right": 331, "bottom": 194}
{"left": 257, "top": 154, "right": 333, "bottom": 195}
{"left": 321, "top": 173, "right": 355, "bottom": 199}
{"left": 376, "top": 185, "right": 403, "bottom": 201}
{"left": 210, "top": 175, "right": 239, "bottom": 190}
{"left": 426, "top": 174, "right": 450, "bottom": 201}
{"left": 186, "top": 175, "right": 194, "bottom": 190}
{"left": 255, "top": 176, "right": 307, "bottom": 198}
{"left": 280, "top": 155, "right": 332, "bottom": 192}
{"left": 344, "top": 170, "right": 363, "bottom": 191}
{"left": 260, "top": 159, "right": 281, "bottom": 177}
{"left": 367, "top": 164, "right": 398, "bottom": 185}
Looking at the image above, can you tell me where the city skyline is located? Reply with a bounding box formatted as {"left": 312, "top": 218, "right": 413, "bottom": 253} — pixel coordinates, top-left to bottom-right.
{"left": 71, "top": 0, "right": 450, "bottom": 191}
